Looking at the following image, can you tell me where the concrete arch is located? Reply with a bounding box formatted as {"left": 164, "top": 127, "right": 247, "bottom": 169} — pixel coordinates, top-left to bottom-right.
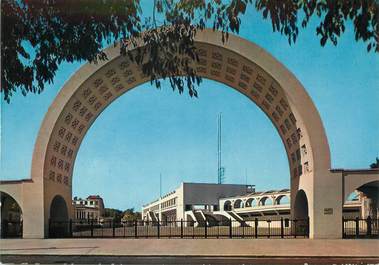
{"left": 233, "top": 199, "right": 243, "bottom": 209}
{"left": 223, "top": 200, "right": 232, "bottom": 211}
{"left": 357, "top": 180, "right": 379, "bottom": 192}
{"left": 0, "top": 185, "right": 23, "bottom": 211}
{"left": 258, "top": 196, "right": 273, "bottom": 206}
{"left": 355, "top": 180, "right": 379, "bottom": 219}
{"left": 48, "top": 195, "right": 69, "bottom": 238}
{"left": 21, "top": 29, "right": 340, "bottom": 238}
{"left": 340, "top": 169, "right": 379, "bottom": 201}
{"left": 49, "top": 195, "right": 69, "bottom": 222}
{"left": 1, "top": 191, "right": 23, "bottom": 238}
{"left": 293, "top": 189, "right": 309, "bottom": 220}
{"left": 0, "top": 191, "right": 23, "bottom": 217}
{"left": 245, "top": 198, "right": 257, "bottom": 207}
{"left": 276, "top": 195, "right": 290, "bottom": 205}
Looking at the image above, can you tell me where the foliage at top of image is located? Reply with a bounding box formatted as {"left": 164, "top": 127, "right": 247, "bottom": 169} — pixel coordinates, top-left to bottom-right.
{"left": 1, "top": 0, "right": 378, "bottom": 103}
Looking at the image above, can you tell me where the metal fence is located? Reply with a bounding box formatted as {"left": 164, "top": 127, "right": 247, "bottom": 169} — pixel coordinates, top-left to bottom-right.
{"left": 342, "top": 217, "right": 379, "bottom": 238}
{"left": 49, "top": 218, "right": 309, "bottom": 239}
{"left": 5, "top": 217, "right": 379, "bottom": 239}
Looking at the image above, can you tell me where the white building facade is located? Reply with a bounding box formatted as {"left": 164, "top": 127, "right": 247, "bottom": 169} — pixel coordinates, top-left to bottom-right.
{"left": 142, "top": 183, "right": 254, "bottom": 222}
{"left": 143, "top": 183, "right": 365, "bottom": 226}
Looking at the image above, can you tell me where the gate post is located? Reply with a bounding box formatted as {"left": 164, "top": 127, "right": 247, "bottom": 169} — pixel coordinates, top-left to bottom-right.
{"left": 205, "top": 220, "right": 208, "bottom": 238}
{"left": 48, "top": 218, "right": 51, "bottom": 238}
{"left": 367, "top": 216, "right": 372, "bottom": 236}
{"left": 217, "top": 220, "right": 220, "bottom": 238}
{"left": 180, "top": 218, "right": 183, "bottom": 238}
{"left": 90, "top": 219, "right": 94, "bottom": 238}
{"left": 157, "top": 218, "right": 160, "bottom": 239}
{"left": 134, "top": 220, "right": 138, "bottom": 238}
{"left": 192, "top": 221, "right": 195, "bottom": 239}
{"left": 280, "top": 217, "right": 284, "bottom": 238}
{"left": 69, "top": 219, "right": 73, "bottom": 238}
{"left": 242, "top": 221, "right": 245, "bottom": 238}
{"left": 342, "top": 217, "right": 345, "bottom": 238}
{"left": 147, "top": 220, "right": 149, "bottom": 238}
{"left": 229, "top": 218, "right": 232, "bottom": 238}
{"left": 355, "top": 217, "right": 359, "bottom": 237}
{"left": 112, "top": 219, "right": 115, "bottom": 237}
{"left": 254, "top": 218, "right": 258, "bottom": 238}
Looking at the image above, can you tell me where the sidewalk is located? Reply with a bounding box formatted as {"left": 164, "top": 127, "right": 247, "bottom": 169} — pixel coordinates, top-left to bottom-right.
{"left": 1, "top": 238, "right": 379, "bottom": 257}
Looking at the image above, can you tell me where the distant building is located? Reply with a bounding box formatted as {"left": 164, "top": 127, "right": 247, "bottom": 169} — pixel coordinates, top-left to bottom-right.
{"left": 142, "top": 182, "right": 254, "bottom": 223}
{"left": 72, "top": 195, "right": 105, "bottom": 221}
{"left": 142, "top": 182, "right": 365, "bottom": 225}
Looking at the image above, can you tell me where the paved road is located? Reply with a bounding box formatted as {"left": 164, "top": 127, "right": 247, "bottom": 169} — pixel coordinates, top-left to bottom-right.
{"left": 2, "top": 238, "right": 379, "bottom": 257}
{"left": 2, "top": 255, "right": 379, "bottom": 265}
{"left": 2, "top": 238, "right": 378, "bottom": 265}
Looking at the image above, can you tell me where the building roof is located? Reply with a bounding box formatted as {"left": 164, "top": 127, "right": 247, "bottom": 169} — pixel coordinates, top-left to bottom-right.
{"left": 330, "top": 168, "right": 379, "bottom": 174}
{"left": 183, "top": 182, "right": 255, "bottom": 186}
{"left": 87, "top": 195, "right": 102, "bottom": 200}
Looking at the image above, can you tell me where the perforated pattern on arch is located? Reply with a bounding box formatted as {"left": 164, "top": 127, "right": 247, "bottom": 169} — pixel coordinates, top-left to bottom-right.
{"left": 43, "top": 42, "right": 312, "bottom": 188}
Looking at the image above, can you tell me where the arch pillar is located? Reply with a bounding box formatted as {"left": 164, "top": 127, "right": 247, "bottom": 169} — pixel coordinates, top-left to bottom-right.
{"left": 0, "top": 180, "right": 46, "bottom": 238}
{"left": 292, "top": 169, "right": 344, "bottom": 238}
{"left": 22, "top": 181, "right": 45, "bottom": 238}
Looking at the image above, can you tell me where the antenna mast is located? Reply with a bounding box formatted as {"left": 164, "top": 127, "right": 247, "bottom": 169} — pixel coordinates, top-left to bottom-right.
{"left": 217, "top": 113, "right": 225, "bottom": 184}
{"left": 245, "top": 168, "right": 248, "bottom": 185}
{"left": 159, "top": 173, "right": 162, "bottom": 198}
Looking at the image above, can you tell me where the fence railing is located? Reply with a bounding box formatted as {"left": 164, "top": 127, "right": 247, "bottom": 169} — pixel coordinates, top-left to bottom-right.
{"left": 5, "top": 217, "right": 378, "bottom": 239}
{"left": 49, "top": 218, "right": 309, "bottom": 239}
{"left": 342, "top": 216, "right": 379, "bottom": 238}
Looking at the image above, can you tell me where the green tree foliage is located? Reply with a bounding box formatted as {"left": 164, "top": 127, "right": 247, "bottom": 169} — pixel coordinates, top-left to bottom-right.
{"left": 103, "top": 208, "right": 124, "bottom": 222}
{"left": 2, "top": 0, "right": 378, "bottom": 102}
{"left": 121, "top": 208, "right": 142, "bottom": 221}
{"left": 370, "top": 157, "right": 379, "bottom": 168}
{"left": 103, "top": 207, "right": 141, "bottom": 221}
{"left": 1, "top": 0, "right": 141, "bottom": 102}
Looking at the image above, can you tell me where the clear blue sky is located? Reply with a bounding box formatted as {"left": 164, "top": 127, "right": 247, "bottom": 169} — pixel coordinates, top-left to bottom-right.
{"left": 1, "top": 4, "right": 378, "bottom": 211}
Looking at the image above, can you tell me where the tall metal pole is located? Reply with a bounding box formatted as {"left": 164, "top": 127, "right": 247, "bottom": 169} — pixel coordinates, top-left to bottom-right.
{"left": 217, "top": 113, "right": 222, "bottom": 184}
{"left": 159, "top": 173, "right": 162, "bottom": 198}
{"left": 245, "top": 168, "right": 248, "bottom": 185}
{"left": 217, "top": 114, "right": 219, "bottom": 184}
{"left": 220, "top": 113, "right": 222, "bottom": 184}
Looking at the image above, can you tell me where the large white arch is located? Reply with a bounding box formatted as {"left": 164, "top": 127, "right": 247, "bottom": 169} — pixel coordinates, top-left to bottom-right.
{"left": 2, "top": 29, "right": 347, "bottom": 238}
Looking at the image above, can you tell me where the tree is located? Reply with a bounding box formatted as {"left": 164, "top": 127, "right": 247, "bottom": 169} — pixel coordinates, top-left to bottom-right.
{"left": 2, "top": 0, "right": 378, "bottom": 103}
{"left": 1, "top": 0, "right": 141, "bottom": 102}
{"left": 121, "top": 208, "right": 142, "bottom": 221}
{"left": 370, "top": 157, "right": 379, "bottom": 169}
{"left": 103, "top": 208, "right": 124, "bottom": 222}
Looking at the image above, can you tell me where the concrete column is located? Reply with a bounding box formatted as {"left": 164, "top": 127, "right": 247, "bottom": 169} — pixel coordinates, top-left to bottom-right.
{"left": 312, "top": 170, "right": 343, "bottom": 239}
{"left": 22, "top": 181, "right": 45, "bottom": 238}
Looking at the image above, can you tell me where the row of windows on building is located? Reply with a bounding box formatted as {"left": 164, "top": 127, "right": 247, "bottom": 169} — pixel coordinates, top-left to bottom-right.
{"left": 77, "top": 200, "right": 98, "bottom": 206}
{"left": 161, "top": 197, "right": 176, "bottom": 209}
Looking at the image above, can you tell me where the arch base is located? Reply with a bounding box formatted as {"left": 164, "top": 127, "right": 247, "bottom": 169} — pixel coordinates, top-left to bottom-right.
{"left": 292, "top": 170, "right": 344, "bottom": 239}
